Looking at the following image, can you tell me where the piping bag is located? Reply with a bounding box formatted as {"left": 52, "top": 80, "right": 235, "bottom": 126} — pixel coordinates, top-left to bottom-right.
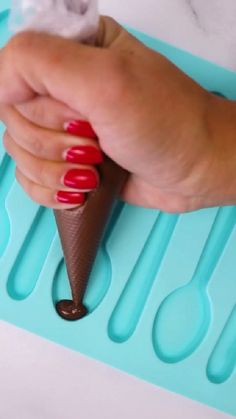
{"left": 9, "top": 0, "right": 127, "bottom": 320}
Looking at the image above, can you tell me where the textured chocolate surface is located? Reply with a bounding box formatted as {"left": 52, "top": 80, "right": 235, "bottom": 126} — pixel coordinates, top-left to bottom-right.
{"left": 54, "top": 158, "right": 127, "bottom": 321}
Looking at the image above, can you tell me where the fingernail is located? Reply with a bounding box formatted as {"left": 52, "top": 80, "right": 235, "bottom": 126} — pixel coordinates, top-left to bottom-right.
{"left": 64, "top": 120, "right": 97, "bottom": 139}
{"left": 64, "top": 169, "right": 99, "bottom": 190}
{"left": 65, "top": 145, "right": 103, "bottom": 165}
{"left": 56, "top": 191, "right": 85, "bottom": 205}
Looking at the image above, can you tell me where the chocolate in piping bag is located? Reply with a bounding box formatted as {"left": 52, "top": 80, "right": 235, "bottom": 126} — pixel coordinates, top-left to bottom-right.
{"left": 54, "top": 159, "right": 127, "bottom": 320}
{"left": 10, "top": 0, "right": 127, "bottom": 320}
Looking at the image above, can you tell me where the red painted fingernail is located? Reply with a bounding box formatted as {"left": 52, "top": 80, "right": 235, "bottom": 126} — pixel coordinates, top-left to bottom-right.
{"left": 65, "top": 145, "right": 103, "bottom": 165}
{"left": 65, "top": 120, "right": 97, "bottom": 139}
{"left": 64, "top": 169, "right": 99, "bottom": 190}
{"left": 56, "top": 191, "right": 85, "bottom": 205}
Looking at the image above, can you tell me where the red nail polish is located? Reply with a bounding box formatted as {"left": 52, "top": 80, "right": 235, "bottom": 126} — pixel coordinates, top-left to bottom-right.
{"left": 56, "top": 191, "right": 85, "bottom": 205}
{"left": 65, "top": 145, "right": 103, "bottom": 165}
{"left": 65, "top": 120, "right": 97, "bottom": 139}
{"left": 64, "top": 169, "right": 98, "bottom": 190}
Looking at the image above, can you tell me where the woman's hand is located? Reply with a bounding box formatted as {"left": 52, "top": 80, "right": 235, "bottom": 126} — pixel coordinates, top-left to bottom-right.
{"left": 0, "top": 17, "right": 235, "bottom": 212}
{"left": 1, "top": 99, "right": 103, "bottom": 208}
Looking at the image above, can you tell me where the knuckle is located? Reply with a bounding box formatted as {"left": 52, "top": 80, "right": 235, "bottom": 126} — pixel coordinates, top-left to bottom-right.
{"left": 18, "top": 102, "right": 41, "bottom": 125}
{"left": 157, "top": 195, "right": 190, "bottom": 214}
{"left": 27, "top": 183, "right": 40, "bottom": 204}
{"left": 29, "top": 130, "right": 44, "bottom": 156}
{"left": 35, "top": 160, "right": 48, "bottom": 185}
{"left": 16, "top": 170, "right": 37, "bottom": 202}
{"left": 15, "top": 168, "right": 29, "bottom": 194}
{"left": 26, "top": 101, "right": 48, "bottom": 126}
{"left": 167, "top": 201, "right": 190, "bottom": 214}
{"left": 29, "top": 183, "right": 40, "bottom": 202}
{"left": 16, "top": 168, "right": 48, "bottom": 207}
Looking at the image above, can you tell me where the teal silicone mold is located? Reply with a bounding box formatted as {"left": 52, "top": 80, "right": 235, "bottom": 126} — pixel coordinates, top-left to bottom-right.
{"left": 1, "top": 8, "right": 236, "bottom": 416}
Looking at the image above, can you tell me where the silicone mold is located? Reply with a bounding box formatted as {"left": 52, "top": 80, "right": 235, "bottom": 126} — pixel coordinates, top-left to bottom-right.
{"left": 0, "top": 8, "right": 236, "bottom": 416}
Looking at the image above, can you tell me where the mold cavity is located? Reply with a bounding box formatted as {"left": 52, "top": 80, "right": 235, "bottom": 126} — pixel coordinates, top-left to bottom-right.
{"left": 0, "top": 9, "right": 10, "bottom": 24}
{"left": 152, "top": 206, "right": 236, "bottom": 363}
{"left": 0, "top": 155, "right": 14, "bottom": 258}
{"left": 207, "top": 305, "right": 236, "bottom": 384}
{"left": 108, "top": 213, "right": 178, "bottom": 343}
{"left": 7, "top": 207, "right": 56, "bottom": 300}
{"left": 152, "top": 285, "right": 211, "bottom": 363}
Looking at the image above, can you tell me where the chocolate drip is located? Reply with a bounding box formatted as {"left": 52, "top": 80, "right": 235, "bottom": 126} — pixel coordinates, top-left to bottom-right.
{"left": 54, "top": 158, "right": 127, "bottom": 321}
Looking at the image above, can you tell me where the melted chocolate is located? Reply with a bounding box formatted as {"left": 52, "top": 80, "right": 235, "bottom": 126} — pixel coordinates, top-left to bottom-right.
{"left": 56, "top": 300, "right": 88, "bottom": 321}
{"left": 54, "top": 157, "right": 127, "bottom": 321}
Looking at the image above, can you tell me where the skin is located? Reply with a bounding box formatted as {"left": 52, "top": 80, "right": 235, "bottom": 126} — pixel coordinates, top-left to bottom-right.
{"left": 0, "top": 17, "right": 236, "bottom": 212}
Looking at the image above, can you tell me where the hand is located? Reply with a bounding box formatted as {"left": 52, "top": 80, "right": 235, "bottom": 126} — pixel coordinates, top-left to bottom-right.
{"left": 1, "top": 99, "right": 103, "bottom": 208}
{"left": 0, "top": 17, "right": 235, "bottom": 212}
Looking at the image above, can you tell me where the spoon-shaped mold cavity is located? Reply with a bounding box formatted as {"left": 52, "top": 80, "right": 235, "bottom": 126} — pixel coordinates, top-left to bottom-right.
{"left": 152, "top": 284, "right": 211, "bottom": 363}
{"left": 152, "top": 206, "right": 236, "bottom": 363}
{"left": 108, "top": 213, "right": 178, "bottom": 343}
{"left": 7, "top": 207, "right": 56, "bottom": 300}
{"left": 0, "top": 155, "right": 15, "bottom": 258}
{"left": 207, "top": 305, "right": 236, "bottom": 384}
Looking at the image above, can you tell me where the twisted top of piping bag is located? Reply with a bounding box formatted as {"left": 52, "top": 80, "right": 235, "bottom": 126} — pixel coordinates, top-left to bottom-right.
{"left": 9, "top": 0, "right": 99, "bottom": 40}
